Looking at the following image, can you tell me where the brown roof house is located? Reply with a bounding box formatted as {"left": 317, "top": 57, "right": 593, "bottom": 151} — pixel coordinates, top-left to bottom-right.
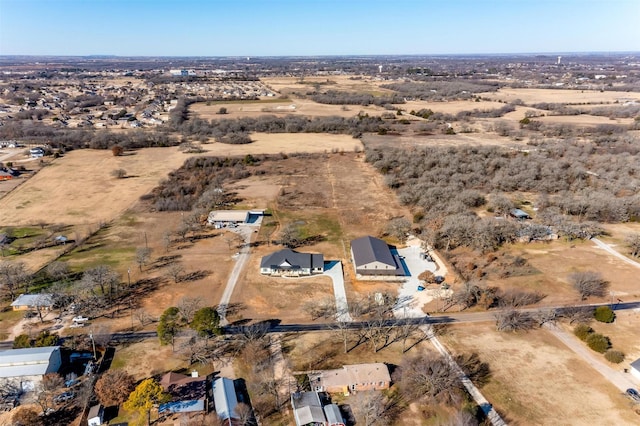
{"left": 350, "top": 236, "right": 404, "bottom": 277}
{"left": 308, "top": 363, "right": 391, "bottom": 395}
{"left": 158, "top": 371, "right": 207, "bottom": 414}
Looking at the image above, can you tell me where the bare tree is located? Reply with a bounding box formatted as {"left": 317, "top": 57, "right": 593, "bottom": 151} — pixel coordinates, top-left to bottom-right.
{"left": 625, "top": 233, "right": 640, "bottom": 258}
{"left": 494, "top": 308, "right": 536, "bottom": 332}
{"left": 0, "top": 261, "right": 30, "bottom": 300}
{"left": 34, "top": 373, "right": 64, "bottom": 413}
{"left": 560, "top": 306, "right": 594, "bottom": 324}
{"left": 94, "top": 370, "right": 135, "bottom": 406}
{"left": 135, "top": 247, "right": 153, "bottom": 272}
{"left": 303, "top": 296, "right": 336, "bottom": 320}
{"left": 166, "top": 262, "right": 185, "bottom": 283}
{"left": 385, "top": 217, "right": 411, "bottom": 243}
{"left": 177, "top": 296, "right": 203, "bottom": 323}
{"left": 279, "top": 223, "right": 301, "bottom": 248}
{"left": 568, "top": 271, "right": 609, "bottom": 300}
{"left": 397, "top": 354, "right": 463, "bottom": 405}
{"left": 111, "top": 168, "right": 127, "bottom": 179}
{"left": 46, "top": 261, "right": 70, "bottom": 282}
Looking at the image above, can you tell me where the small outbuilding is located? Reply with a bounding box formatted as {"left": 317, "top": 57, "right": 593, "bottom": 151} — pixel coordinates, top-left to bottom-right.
{"left": 510, "top": 208, "right": 531, "bottom": 220}
{"left": 87, "top": 404, "right": 104, "bottom": 426}
{"left": 630, "top": 358, "right": 640, "bottom": 382}
{"left": 212, "top": 377, "right": 239, "bottom": 425}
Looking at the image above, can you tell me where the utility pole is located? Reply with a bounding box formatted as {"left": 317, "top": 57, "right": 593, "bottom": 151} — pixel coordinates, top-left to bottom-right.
{"left": 89, "top": 330, "right": 97, "bottom": 360}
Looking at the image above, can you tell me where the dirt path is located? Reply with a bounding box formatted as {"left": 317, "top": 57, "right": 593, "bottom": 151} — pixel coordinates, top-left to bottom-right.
{"left": 424, "top": 325, "right": 507, "bottom": 426}
{"left": 217, "top": 227, "right": 253, "bottom": 325}
{"left": 545, "top": 323, "right": 638, "bottom": 392}
{"left": 591, "top": 238, "right": 640, "bottom": 270}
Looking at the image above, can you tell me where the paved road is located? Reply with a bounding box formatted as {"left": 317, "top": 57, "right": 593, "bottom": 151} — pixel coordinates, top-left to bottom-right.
{"left": 592, "top": 237, "right": 640, "bottom": 269}
{"left": 217, "top": 227, "right": 253, "bottom": 326}
{"left": 544, "top": 323, "right": 638, "bottom": 392}
{"left": 323, "top": 261, "right": 353, "bottom": 322}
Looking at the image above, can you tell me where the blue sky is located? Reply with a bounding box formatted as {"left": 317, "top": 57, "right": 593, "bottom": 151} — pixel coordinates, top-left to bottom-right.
{"left": 0, "top": 0, "right": 638, "bottom": 56}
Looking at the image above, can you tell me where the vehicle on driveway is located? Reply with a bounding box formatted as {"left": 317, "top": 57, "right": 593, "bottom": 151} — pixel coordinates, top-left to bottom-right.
{"left": 626, "top": 388, "right": 640, "bottom": 402}
{"left": 53, "top": 391, "right": 75, "bottom": 403}
{"left": 72, "top": 316, "right": 89, "bottom": 323}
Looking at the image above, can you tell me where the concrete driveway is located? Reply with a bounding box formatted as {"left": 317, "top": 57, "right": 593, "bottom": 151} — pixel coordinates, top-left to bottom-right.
{"left": 393, "top": 241, "right": 439, "bottom": 318}
{"left": 217, "top": 226, "right": 253, "bottom": 326}
{"left": 323, "top": 261, "right": 353, "bottom": 322}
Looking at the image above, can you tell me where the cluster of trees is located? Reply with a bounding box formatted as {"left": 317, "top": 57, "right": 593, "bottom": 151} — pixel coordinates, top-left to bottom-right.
{"left": 573, "top": 322, "right": 624, "bottom": 363}
{"left": 381, "top": 81, "right": 499, "bottom": 100}
{"left": 309, "top": 90, "right": 405, "bottom": 106}
{"left": 366, "top": 141, "right": 640, "bottom": 251}
{"left": 157, "top": 304, "right": 221, "bottom": 348}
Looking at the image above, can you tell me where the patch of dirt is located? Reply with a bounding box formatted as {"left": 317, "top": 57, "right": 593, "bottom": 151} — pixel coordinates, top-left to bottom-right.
{"left": 441, "top": 323, "right": 639, "bottom": 425}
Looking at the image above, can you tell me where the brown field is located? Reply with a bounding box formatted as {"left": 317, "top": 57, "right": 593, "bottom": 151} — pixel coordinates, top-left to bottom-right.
{"left": 362, "top": 132, "right": 526, "bottom": 149}
{"left": 454, "top": 239, "right": 640, "bottom": 307}
{"left": 480, "top": 87, "right": 640, "bottom": 105}
{"left": 203, "top": 132, "right": 363, "bottom": 154}
{"left": 190, "top": 98, "right": 387, "bottom": 119}
{"left": 441, "top": 323, "right": 639, "bottom": 425}
{"left": 262, "top": 75, "right": 394, "bottom": 97}
{"left": 229, "top": 153, "right": 410, "bottom": 323}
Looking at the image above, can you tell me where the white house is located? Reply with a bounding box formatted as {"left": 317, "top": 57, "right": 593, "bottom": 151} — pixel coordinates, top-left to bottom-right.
{"left": 0, "top": 346, "right": 62, "bottom": 392}
{"left": 630, "top": 358, "right": 640, "bottom": 382}
{"left": 260, "top": 249, "right": 324, "bottom": 276}
{"left": 87, "top": 404, "right": 104, "bottom": 426}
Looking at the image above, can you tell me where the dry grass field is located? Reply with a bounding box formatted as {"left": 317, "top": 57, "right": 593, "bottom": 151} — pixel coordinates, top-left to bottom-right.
{"left": 480, "top": 87, "right": 640, "bottom": 105}
{"left": 441, "top": 323, "right": 639, "bottom": 425}
{"left": 203, "top": 132, "right": 363, "bottom": 154}
{"left": 588, "top": 309, "right": 640, "bottom": 364}
{"left": 191, "top": 98, "right": 387, "bottom": 119}
{"left": 262, "top": 75, "right": 394, "bottom": 97}
{"left": 450, "top": 239, "right": 640, "bottom": 307}
{"left": 362, "top": 132, "right": 526, "bottom": 149}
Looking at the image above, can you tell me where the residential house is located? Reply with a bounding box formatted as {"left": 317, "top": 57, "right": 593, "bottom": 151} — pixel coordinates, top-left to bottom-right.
{"left": 291, "top": 391, "right": 345, "bottom": 426}
{"left": 158, "top": 371, "right": 207, "bottom": 414}
{"left": 10, "top": 293, "right": 54, "bottom": 311}
{"left": 212, "top": 377, "right": 239, "bottom": 425}
{"left": 87, "top": 404, "right": 104, "bottom": 426}
{"left": 350, "top": 236, "right": 403, "bottom": 276}
{"left": 260, "top": 249, "right": 324, "bottom": 276}
{"left": 630, "top": 358, "right": 640, "bottom": 382}
{"left": 308, "top": 363, "right": 391, "bottom": 394}
{"left": 0, "top": 346, "right": 62, "bottom": 392}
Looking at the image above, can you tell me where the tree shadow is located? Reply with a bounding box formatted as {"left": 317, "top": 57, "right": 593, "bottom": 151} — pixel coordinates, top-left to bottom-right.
{"left": 182, "top": 270, "right": 211, "bottom": 282}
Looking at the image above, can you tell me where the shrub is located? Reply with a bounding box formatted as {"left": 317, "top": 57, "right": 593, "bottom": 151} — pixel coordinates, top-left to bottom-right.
{"left": 594, "top": 306, "right": 615, "bottom": 323}
{"left": 573, "top": 323, "right": 593, "bottom": 341}
{"left": 586, "top": 333, "right": 610, "bottom": 353}
{"left": 604, "top": 349, "right": 625, "bottom": 364}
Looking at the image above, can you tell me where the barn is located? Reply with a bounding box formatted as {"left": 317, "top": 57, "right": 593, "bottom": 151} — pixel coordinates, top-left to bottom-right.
{"left": 350, "top": 236, "right": 403, "bottom": 276}
{"left": 0, "top": 346, "right": 62, "bottom": 392}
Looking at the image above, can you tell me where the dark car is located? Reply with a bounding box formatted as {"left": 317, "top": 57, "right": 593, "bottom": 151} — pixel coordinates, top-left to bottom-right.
{"left": 626, "top": 388, "right": 640, "bottom": 402}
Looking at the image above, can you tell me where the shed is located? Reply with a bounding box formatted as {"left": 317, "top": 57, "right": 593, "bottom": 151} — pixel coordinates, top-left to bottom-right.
{"left": 631, "top": 358, "right": 640, "bottom": 382}
{"left": 87, "top": 404, "right": 104, "bottom": 426}
{"left": 212, "top": 377, "right": 238, "bottom": 424}
{"left": 510, "top": 208, "right": 531, "bottom": 220}
{"left": 324, "top": 403, "right": 345, "bottom": 426}
{"left": 207, "top": 210, "right": 249, "bottom": 226}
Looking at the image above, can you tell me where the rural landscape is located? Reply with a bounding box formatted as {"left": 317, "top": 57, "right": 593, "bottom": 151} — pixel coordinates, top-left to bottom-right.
{"left": 0, "top": 52, "right": 639, "bottom": 426}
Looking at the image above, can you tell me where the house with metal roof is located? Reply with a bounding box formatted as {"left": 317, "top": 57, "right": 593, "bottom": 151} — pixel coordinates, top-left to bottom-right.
{"left": 260, "top": 249, "right": 324, "bottom": 276}
{"left": 350, "top": 236, "right": 404, "bottom": 276}
{"left": 291, "top": 391, "right": 328, "bottom": 426}
{"left": 0, "top": 346, "right": 62, "bottom": 392}
{"left": 158, "top": 371, "right": 207, "bottom": 414}
{"left": 10, "top": 293, "right": 54, "bottom": 311}
{"left": 212, "top": 377, "right": 239, "bottom": 425}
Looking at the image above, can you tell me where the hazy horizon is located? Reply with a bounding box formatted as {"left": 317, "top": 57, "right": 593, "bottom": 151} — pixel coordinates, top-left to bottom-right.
{"left": 1, "top": 0, "right": 639, "bottom": 57}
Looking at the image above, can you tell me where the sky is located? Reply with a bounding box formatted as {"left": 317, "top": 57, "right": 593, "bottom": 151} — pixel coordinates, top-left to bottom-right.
{"left": 0, "top": 0, "right": 638, "bottom": 57}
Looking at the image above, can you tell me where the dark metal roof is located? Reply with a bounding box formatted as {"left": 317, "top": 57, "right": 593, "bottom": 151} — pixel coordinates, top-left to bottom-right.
{"left": 260, "top": 249, "right": 324, "bottom": 270}
{"left": 350, "top": 236, "right": 396, "bottom": 268}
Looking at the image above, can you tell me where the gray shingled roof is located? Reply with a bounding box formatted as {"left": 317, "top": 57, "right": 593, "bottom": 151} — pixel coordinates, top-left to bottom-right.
{"left": 260, "top": 249, "right": 324, "bottom": 270}
{"left": 350, "top": 236, "right": 396, "bottom": 268}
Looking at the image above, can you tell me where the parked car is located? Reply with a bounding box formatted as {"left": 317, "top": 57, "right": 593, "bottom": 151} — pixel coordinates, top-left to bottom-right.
{"left": 626, "top": 388, "right": 640, "bottom": 402}
{"left": 72, "top": 316, "right": 89, "bottom": 323}
{"left": 53, "top": 391, "right": 75, "bottom": 403}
